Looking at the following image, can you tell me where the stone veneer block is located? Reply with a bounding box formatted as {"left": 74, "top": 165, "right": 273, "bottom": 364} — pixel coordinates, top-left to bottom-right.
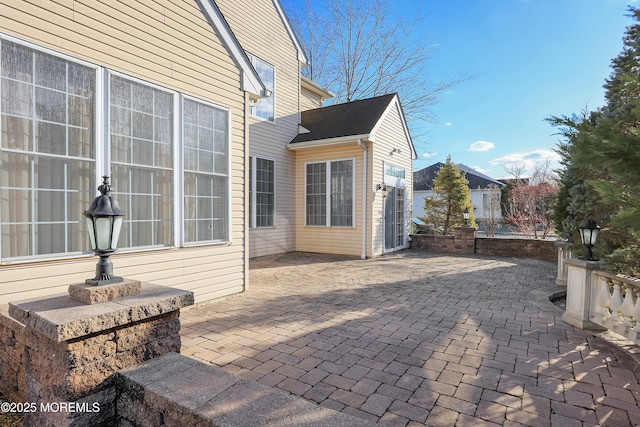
{"left": 68, "top": 279, "right": 142, "bottom": 304}
{"left": 118, "top": 352, "right": 374, "bottom": 427}
{"left": 8, "top": 283, "right": 194, "bottom": 342}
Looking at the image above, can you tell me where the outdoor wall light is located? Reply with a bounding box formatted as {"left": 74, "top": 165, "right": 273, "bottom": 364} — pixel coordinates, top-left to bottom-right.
{"left": 578, "top": 218, "right": 600, "bottom": 261}
{"left": 376, "top": 184, "right": 388, "bottom": 198}
{"left": 84, "top": 176, "right": 125, "bottom": 285}
{"left": 463, "top": 207, "right": 470, "bottom": 226}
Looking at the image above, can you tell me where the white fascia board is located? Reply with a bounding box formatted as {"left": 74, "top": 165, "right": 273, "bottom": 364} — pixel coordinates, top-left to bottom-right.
{"left": 198, "top": 0, "right": 265, "bottom": 97}
{"left": 273, "top": 0, "right": 308, "bottom": 64}
{"left": 370, "top": 94, "right": 418, "bottom": 160}
{"left": 301, "top": 76, "right": 334, "bottom": 99}
{"left": 287, "top": 134, "right": 370, "bottom": 150}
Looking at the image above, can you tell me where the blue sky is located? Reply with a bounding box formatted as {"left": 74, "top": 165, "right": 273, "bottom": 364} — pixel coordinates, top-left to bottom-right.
{"left": 408, "top": 0, "right": 635, "bottom": 178}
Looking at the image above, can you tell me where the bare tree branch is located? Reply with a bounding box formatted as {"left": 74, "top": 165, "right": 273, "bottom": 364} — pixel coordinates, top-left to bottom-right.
{"left": 283, "top": 0, "right": 472, "bottom": 128}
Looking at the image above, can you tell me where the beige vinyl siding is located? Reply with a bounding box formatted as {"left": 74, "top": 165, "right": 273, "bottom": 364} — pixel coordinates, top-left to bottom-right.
{"left": 301, "top": 88, "right": 323, "bottom": 111}
{"left": 216, "top": 0, "right": 301, "bottom": 258}
{"left": 371, "top": 102, "right": 414, "bottom": 256}
{"left": 294, "top": 144, "right": 365, "bottom": 257}
{"left": 0, "top": 1, "right": 248, "bottom": 305}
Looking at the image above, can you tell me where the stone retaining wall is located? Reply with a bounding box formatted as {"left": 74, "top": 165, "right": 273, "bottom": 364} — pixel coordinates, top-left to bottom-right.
{"left": 409, "top": 226, "right": 477, "bottom": 255}
{"left": 475, "top": 237, "right": 557, "bottom": 263}
{"left": 117, "top": 352, "right": 373, "bottom": 427}
{"left": 1, "top": 281, "right": 193, "bottom": 426}
{"left": 411, "top": 233, "right": 557, "bottom": 263}
{"left": 0, "top": 312, "right": 26, "bottom": 402}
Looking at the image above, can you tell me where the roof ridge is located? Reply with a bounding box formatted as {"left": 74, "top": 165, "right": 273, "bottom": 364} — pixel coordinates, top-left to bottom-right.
{"left": 303, "top": 92, "right": 397, "bottom": 112}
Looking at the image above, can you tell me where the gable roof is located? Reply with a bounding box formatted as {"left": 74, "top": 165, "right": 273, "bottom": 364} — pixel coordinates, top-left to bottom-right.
{"left": 414, "top": 162, "right": 505, "bottom": 191}
{"left": 273, "top": 0, "right": 308, "bottom": 64}
{"left": 289, "top": 93, "right": 416, "bottom": 159}
{"left": 197, "top": 0, "right": 265, "bottom": 98}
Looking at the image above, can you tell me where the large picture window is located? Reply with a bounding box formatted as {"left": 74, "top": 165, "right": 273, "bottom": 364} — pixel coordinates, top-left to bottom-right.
{"left": 1, "top": 39, "right": 95, "bottom": 259}
{"left": 247, "top": 54, "right": 274, "bottom": 122}
{"left": 249, "top": 157, "right": 274, "bottom": 228}
{"left": 183, "top": 98, "right": 229, "bottom": 243}
{"left": 305, "top": 160, "right": 354, "bottom": 227}
{"left": 0, "top": 36, "right": 232, "bottom": 262}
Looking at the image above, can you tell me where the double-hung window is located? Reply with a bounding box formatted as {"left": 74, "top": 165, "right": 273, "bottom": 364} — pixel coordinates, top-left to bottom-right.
{"left": 247, "top": 53, "right": 274, "bottom": 122}
{"left": 305, "top": 159, "right": 354, "bottom": 227}
{"left": 0, "top": 36, "right": 231, "bottom": 262}
{"left": 249, "top": 156, "right": 275, "bottom": 228}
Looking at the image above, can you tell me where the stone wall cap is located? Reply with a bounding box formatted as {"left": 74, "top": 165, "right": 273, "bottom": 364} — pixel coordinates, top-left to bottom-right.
{"left": 69, "top": 279, "right": 142, "bottom": 304}
{"left": 565, "top": 258, "right": 605, "bottom": 270}
{"left": 119, "top": 353, "right": 374, "bottom": 427}
{"left": 8, "top": 283, "right": 194, "bottom": 342}
{"left": 0, "top": 304, "right": 25, "bottom": 330}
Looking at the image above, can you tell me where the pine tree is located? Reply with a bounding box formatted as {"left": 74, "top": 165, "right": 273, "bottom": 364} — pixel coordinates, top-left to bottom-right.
{"left": 549, "top": 6, "right": 640, "bottom": 274}
{"left": 419, "top": 156, "right": 475, "bottom": 235}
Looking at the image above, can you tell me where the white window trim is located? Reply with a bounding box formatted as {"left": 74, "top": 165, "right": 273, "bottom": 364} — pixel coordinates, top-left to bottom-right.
{"left": 108, "top": 70, "right": 178, "bottom": 251}
{"left": 246, "top": 53, "right": 276, "bottom": 124}
{"left": 0, "top": 35, "right": 234, "bottom": 263}
{"left": 304, "top": 158, "right": 356, "bottom": 228}
{"left": 383, "top": 162, "right": 406, "bottom": 188}
{"left": 249, "top": 156, "right": 276, "bottom": 229}
{"left": 384, "top": 186, "right": 407, "bottom": 253}
{"left": 0, "top": 35, "right": 101, "bottom": 263}
{"left": 180, "top": 94, "right": 232, "bottom": 247}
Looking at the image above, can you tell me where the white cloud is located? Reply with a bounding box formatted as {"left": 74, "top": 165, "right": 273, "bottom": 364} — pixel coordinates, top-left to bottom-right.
{"left": 469, "top": 141, "right": 495, "bottom": 152}
{"left": 444, "top": 122, "right": 452, "bottom": 127}
{"left": 490, "top": 149, "right": 561, "bottom": 174}
{"left": 422, "top": 152, "right": 438, "bottom": 158}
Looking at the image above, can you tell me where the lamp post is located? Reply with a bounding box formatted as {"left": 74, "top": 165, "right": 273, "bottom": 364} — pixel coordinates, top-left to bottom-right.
{"left": 463, "top": 207, "right": 470, "bottom": 226}
{"left": 578, "top": 218, "right": 600, "bottom": 261}
{"left": 84, "top": 176, "right": 125, "bottom": 285}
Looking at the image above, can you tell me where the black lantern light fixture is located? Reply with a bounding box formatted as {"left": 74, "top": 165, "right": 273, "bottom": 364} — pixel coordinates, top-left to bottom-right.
{"left": 376, "top": 184, "right": 388, "bottom": 198}
{"left": 84, "top": 176, "right": 125, "bottom": 285}
{"left": 578, "top": 218, "right": 600, "bottom": 261}
{"left": 463, "top": 207, "right": 470, "bottom": 226}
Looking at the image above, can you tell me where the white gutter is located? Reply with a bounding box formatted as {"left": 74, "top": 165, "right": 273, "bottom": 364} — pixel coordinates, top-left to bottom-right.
{"left": 358, "top": 139, "right": 368, "bottom": 259}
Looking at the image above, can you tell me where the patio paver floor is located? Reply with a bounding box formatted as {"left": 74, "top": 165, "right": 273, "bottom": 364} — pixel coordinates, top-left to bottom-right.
{"left": 180, "top": 251, "right": 640, "bottom": 426}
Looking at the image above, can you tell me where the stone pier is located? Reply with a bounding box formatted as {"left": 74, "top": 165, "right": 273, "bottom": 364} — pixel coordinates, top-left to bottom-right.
{"left": 4, "top": 279, "right": 193, "bottom": 427}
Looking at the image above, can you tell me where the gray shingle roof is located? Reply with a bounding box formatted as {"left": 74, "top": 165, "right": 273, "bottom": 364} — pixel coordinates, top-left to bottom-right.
{"left": 414, "top": 163, "right": 505, "bottom": 191}
{"left": 290, "top": 93, "right": 397, "bottom": 144}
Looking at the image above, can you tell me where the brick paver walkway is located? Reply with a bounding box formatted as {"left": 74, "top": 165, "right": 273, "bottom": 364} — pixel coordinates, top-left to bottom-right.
{"left": 180, "top": 251, "right": 640, "bottom": 426}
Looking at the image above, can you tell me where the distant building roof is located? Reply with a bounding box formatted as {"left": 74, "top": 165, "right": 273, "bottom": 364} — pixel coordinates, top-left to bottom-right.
{"left": 414, "top": 163, "right": 505, "bottom": 191}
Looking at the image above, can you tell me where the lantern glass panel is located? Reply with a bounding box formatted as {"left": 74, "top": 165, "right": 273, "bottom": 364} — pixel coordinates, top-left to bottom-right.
{"left": 86, "top": 217, "right": 96, "bottom": 250}
{"left": 581, "top": 228, "right": 596, "bottom": 246}
{"left": 111, "top": 217, "right": 123, "bottom": 249}
{"left": 95, "top": 217, "right": 112, "bottom": 250}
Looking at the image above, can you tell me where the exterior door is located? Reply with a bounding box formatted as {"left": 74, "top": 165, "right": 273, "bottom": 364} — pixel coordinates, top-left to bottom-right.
{"left": 384, "top": 187, "right": 405, "bottom": 251}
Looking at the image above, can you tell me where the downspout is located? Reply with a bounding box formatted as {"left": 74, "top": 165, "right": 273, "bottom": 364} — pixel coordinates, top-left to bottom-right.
{"left": 358, "top": 139, "right": 368, "bottom": 259}
{"left": 243, "top": 92, "right": 251, "bottom": 291}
